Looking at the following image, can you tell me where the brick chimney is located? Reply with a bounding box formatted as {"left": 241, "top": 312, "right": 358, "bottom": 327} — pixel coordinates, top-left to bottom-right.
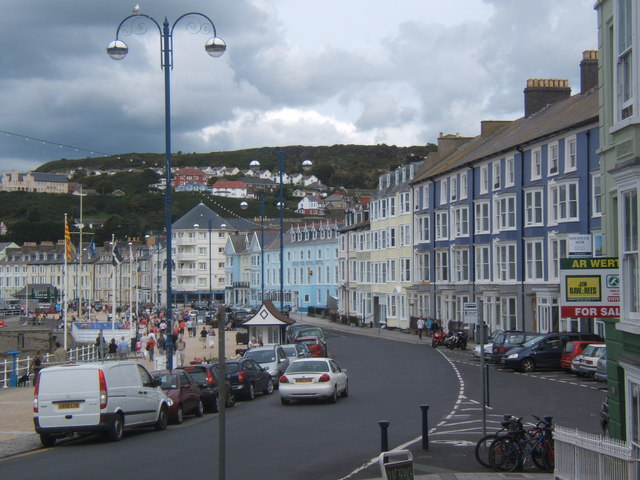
{"left": 480, "top": 120, "right": 512, "bottom": 138}
{"left": 437, "top": 132, "right": 473, "bottom": 159}
{"left": 580, "top": 50, "right": 598, "bottom": 93}
{"left": 524, "top": 79, "right": 571, "bottom": 117}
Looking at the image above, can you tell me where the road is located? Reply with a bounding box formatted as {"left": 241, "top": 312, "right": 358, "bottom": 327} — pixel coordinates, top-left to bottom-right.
{"left": 0, "top": 326, "right": 606, "bottom": 479}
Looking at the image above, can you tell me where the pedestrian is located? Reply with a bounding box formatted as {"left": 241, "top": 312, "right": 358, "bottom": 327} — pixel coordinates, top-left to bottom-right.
{"left": 32, "top": 349, "right": 44, "bottom": 378}
{"left": 117, "top": 336, "right": 130, "bottom": 358}
{"left": 416, "top": 316, "right": 425, "bottom": 340}
{"left": 95, "top": 333, "right": 107, "bottom": 359}
{"left": 247, "top": 336, "right": 255, "bottom": 350}
{"left": 146, "top": 334, "right": 156, "bottom": 361}
{"left": 157, "top": 331, "right": 165, "bottom": 354}
{"left": 176, "top": 334, "right": 186, "bottom": 367}
{"left": 431, "top": 320, "right": 440, "bottom": 335}
{"left": 54, "top": 342, "right": 67, "bottom": 363}
{"left": 206, "top": 328, "right": 216, "bottom": 349}
{"left": 200, "top": 327, "right": 208, "bottom": 347}
{"left": 426, "top": 318, "right": 434, "bottom": 337}
{"left": 107, "top": 338, "right": 118, "bottom": 358}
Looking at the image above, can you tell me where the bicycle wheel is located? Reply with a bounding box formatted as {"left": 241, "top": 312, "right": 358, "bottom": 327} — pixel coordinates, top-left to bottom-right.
{"left": 475, "top": 434, "right": 501, "bottom": 469}
{"left": 489, "top": 437, "right": 522, "bottom": 472}
{"left": 531, "top": 438, "right": 554, "bottom": 473}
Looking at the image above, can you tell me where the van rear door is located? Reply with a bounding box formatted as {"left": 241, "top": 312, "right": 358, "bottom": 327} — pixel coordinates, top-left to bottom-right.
{"left": 36, "top": 367, "right": 101, "bottom": 428}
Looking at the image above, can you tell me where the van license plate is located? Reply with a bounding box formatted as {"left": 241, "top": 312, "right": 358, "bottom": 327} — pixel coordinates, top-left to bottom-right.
{"left": 57, "top": 403, "right": 79, "bottom": 409}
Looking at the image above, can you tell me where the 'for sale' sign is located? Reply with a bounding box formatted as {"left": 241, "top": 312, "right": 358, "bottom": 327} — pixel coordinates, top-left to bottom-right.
{"left": 560, "top": 257, "right": 620, "bottom": 318}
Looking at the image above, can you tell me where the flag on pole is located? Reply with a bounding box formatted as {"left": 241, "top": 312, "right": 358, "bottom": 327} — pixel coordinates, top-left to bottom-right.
{"left": 112, "top": 242, "right": 123, "bottom": 266}
{"left": 89, "top": 238, "right": 96, "bottom": 258}
{"left": 64, "top": 215, "right": 76, "bottom": 261}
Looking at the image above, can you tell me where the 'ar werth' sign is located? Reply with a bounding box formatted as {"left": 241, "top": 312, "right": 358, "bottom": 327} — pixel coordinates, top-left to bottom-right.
{"left": 559, "top": 257, "right": 620, "bottom": 319}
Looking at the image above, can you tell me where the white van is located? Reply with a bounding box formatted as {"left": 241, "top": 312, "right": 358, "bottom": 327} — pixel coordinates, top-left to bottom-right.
{"left": 33, "top": 361, "right": 170, "bottom": 446}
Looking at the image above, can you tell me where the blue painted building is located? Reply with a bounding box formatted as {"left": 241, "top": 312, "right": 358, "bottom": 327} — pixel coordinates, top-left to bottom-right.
{"left": 410, "top": 54, "right": 602, "bottom": 335}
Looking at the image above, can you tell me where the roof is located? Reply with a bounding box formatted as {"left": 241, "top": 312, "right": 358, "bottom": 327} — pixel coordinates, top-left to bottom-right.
{"left": 413, "top": 88, "right": 598, "bottom": 182}
{"left": 175, "top": 168, "right": 207, "bottom": 176}
{"left": 30, "top": 172, "right": 68, "bottom": 183}
{"left": 213, "top": 180, "right": 247, "bottom": 189}
{"left": 173, "top": 202, "right": 245, "bottom": 231}
{"left": 239, "top": 301, "right": 294, "bottom": 326}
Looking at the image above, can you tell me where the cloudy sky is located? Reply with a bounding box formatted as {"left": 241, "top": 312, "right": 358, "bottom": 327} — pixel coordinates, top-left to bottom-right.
{"left": 0, "top": 0, "right": 597, "bottom": 171}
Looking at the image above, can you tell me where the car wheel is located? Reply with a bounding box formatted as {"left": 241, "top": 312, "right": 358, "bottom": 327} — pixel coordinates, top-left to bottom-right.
{"left": 105, "top": 413, "right": 124, "bottom": 442}
{"left": 174, "top": 405, "right": 184, "bottom": 424}
{"left": 226, "top": 392, "right": 236, "bottom": 408}
{"left": 281, "top": 397, "right": 290, "bottom": 405}
{"left": 329, "top": 386, "right": 338, "bottom": 403}
{"left": 155, "top": 405, "right": 168, "bottom": 430}
{"left": 246, "top": 383, "right": 256, "bottom": 400}
{"left": 341, "top": 381, "right": 349, "bottom": 398}
{"left": 39, "top": 433, "right": 56, "bottom": 448}
{"left": 195, "top": 400, "right": 204, "bottom": 417}
{"left": 520, "top": 358, "right": 536, "bottom": 373}
{"left": 264, "top": 379, "right": 274, "bottom": 395}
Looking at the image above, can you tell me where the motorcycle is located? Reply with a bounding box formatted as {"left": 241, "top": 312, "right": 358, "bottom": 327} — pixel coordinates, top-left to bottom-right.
{"left": 431, "top": 330, "right": 448, "bottom": 348}
{"left": 445, "top": 331, "right": 468, "bottom": 350}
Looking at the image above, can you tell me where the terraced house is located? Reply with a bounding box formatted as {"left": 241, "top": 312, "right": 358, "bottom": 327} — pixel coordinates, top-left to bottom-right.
{"left": 410, "top": 52, "right": 601, "bottom": 336}
{"left": 595, "top": 0, "right": 640, "bottom": 442}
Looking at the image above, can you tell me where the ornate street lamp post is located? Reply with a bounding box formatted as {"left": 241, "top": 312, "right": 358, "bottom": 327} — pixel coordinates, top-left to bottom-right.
{"left": 107, "top": 10, "right": 225, "bottom": 370}
{"left": 249, "top": 151, "right": 312, "bottom": 313}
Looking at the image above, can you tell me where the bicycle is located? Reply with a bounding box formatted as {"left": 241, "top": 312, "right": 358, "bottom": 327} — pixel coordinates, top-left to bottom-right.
{"left": 488, "top": 415, "right": 554, "bottom": 473}
{"left": 474, "top": 414, "right": 514, "bottom": 469}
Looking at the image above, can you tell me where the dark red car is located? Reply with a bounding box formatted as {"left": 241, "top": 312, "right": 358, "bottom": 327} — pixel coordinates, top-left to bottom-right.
{"left": 152, "top": 369, "right": 204, "bottom": 424}
{"left": 294, "top": 336, "right": 327, "bottom": 357}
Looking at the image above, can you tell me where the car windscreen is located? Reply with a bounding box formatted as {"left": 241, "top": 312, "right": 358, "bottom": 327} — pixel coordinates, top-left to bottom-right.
{"left": 287, "top": 360, "right": 329, "bottom": 373}
{"left": 281, "top": 346, "right": 297, "bottom": 357}
{"left": 521, "top": 335, "right": 545, "bottom": 348}
{"left": 183, "top": 369, "right": 206, "bottom": 384}
{"left": 298, "top": 328, "right": 324, "bottom": 339}
{"left": 583, "top": 345, "right": 604, "bottom": 357}
{"left": 245, "top": 350, "right": 276, "bottom": 363}
{"left": 154, "top": 374, "right": 178, "bottom": 389}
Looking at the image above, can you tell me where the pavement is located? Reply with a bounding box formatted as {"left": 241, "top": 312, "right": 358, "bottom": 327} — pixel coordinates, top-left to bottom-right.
{"left": 0, "top": 314, "right": 554, "bottom": 480}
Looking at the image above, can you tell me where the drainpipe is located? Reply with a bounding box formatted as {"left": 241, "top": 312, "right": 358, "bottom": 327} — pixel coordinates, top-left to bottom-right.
{"left": 516, "top": 146, "right": 526, "bottom": 332}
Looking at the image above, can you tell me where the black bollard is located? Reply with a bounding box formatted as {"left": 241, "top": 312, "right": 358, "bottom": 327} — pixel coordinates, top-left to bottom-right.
{"left": 379, "top": 420, "right": 390, "bottom": 452}
{"left": 420, "top": 404, "right": 430, "bottom": 450}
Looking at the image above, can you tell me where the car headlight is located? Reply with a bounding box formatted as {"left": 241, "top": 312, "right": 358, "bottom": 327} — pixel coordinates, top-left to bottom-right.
{"left": 507, "top": 353, "right": 519, "bottom": 359}
{"left": 166, "top": 398, "right": 174, "bottom": 406}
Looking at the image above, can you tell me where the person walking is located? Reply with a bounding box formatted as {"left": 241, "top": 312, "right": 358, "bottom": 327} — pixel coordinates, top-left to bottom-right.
{"left": 54, "top": 342, "right": 67, "bottom": 363}
{"left": 176, "top": 334, "right": 186, "bottom": 367}
{"left": 426, "top": 318, "right": 434, "bottom": 337}
{"left": 200, "top": 327, "right": 208, "bottom": 348}
{"left": 416, "top": 316, "right": 425, "bottom": 340}
{"left": 107, "top": 338, "right": 118, "bottom": 358}
{"left": 146, "top": 334, "right": 156, "bottom": 361}
{"left": 117, "top": 336, "right": 130, "bottom": 358}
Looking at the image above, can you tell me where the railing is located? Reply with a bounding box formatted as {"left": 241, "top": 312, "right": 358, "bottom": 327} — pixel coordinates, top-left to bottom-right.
{"left": 554, "top": 425, "right": 639, "bottom": 480}
{"left": 0, "top": 345, "right": 98, "bottom": 389}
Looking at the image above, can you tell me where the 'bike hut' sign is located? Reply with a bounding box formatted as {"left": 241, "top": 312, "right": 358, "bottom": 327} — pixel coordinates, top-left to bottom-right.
{"left": 560, "top": 257, "right": 620, "bottom": 318}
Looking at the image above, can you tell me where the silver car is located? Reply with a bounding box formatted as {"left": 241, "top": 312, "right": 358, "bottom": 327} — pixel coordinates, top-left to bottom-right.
{"left": 243, "top": 345, "right": 290, "bottom": 386}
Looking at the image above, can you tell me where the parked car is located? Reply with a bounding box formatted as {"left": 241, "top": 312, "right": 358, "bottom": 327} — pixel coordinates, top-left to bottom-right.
{"left": 561, "top": 340, "right": 604, "bottom": 370}
{"left": 503, "top": 332, "right": 603, "bottom": 372}
{"left": 151, "top": 369, "right": 204, "bottom": 424}
{"left": 279, "top": 358, "right": 348, "bottom": 405}
{"left": 34, "top": 361, "right": 169, "bottom": 446}
{"left": 281, "top": 343, "right": 310, "bottom": 359}
{"left": 294, "top": 336, "right": 327, "bottom": 357}
{"left": 490, "top": 331, "right": 538, "bottom": 363}
{"left": 292, "top": 326, "right": 327, "bottom": 344}
{"left": 285, "top": 323, "right": 312, "bottom": 343}
{"left": 243, "top": 345, "right": 290, "bottom": 386}
{"left": 217, "top": 358, "right": 274, "bottom": 400}
{"left": 575, "top": 344, "right": 606, "bottom": 377}
{"left": 473, "top": 329, "right": 504, "bottom": 359}
{"left": 178, "top": 364, "right": 235, "bottom": 412}
{"left": 595, "top": 349, "right": 608, "bottom": 382}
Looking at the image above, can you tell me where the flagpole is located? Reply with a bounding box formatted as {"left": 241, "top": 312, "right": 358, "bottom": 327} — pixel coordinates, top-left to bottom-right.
{"left": 111, "top": 234, "right": 116, "bottom": 331}
{"left": 78, "top": 187, "right": 84, "bottom": 320}
{"left": 63, "top": 214, "right": 69, "bottom": 351}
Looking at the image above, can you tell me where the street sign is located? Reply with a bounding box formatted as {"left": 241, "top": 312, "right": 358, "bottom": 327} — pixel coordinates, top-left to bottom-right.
{"left": 560, "top": 257, "right": 620, "bottom": 318}
{"left": 463, "top": 302, "right": 478, "bottom": 324}
{"left": 569, "top": 234, "right": 593, "bottom": 257}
